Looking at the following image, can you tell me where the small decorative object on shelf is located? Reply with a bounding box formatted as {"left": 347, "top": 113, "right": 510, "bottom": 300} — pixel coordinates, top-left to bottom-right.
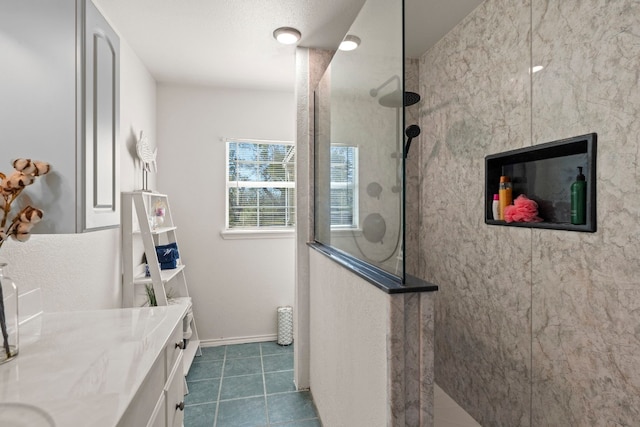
{"left": 156, "top": 242, "right": 179, "bottom": 270}
{"left": 145, "top": 283, "right": 157, "bottom": 307}
{"left": 0, "top": 158, "right": 51, "bottom": 364}
{"left": 136, "top": 131, "right": 157, "bottom": 191}
{"left": 153, "top": 199, "right": 166, "bottom": 228}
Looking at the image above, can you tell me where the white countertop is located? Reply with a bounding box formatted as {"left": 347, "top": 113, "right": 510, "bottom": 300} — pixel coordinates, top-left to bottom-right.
{"left": 0, "top": 305, "right": 187, "bottom": 427}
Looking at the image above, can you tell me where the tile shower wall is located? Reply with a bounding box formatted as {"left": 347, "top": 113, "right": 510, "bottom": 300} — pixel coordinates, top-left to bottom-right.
{"left": 531, "top": 1, "right": 640, "bottom": 425}
{"left": 418, "top": 0, "right": 640, "bottom": 425}
{"left": 404, "top": 58, "right": 420, "bottom": 277}
{"left": 419, "top": 0, "right": 532, "bottom": 424}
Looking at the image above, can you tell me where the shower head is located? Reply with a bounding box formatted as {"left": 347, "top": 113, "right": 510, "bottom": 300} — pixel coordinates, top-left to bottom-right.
{"left": 369, "top": 75, "right": 400, "bottom": 98}
{"left": 403, "top": 124, "right": 421, "bottom": 158}
{"left": 377, "top": 90, "right": 421, "bottom": 108}
{"left": 369, "top": 76, "right": 421, "bottom": 108}
{"left": 404, "top": 91, "right": 421, "bottom": 107}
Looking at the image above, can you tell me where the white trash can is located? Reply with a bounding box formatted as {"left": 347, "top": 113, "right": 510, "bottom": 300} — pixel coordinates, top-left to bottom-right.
{"left": 277, "top": 306, "right": 293, "bottom": 346}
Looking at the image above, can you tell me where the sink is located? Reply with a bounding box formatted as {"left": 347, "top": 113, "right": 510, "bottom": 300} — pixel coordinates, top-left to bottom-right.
{"left": 0, "top": 402, "right": 55, "bottom": 427}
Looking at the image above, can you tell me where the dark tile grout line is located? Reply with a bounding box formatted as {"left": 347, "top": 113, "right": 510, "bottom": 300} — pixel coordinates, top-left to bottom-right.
{"left": 220, "top": 389, "right": 302, "bottom": 403}
{"left": 260, "top": 342, "right": 271, "bottom": 425}
{"left": 212, "top": 345, "right": 227, "bottom": 427}
{"left": 270, "top": 417, "right": 320, "bottom": 426}
{"left": 187, "top": 368, "right": 294, "bottom": 384}
{"left": 190, "top": 354, "right": 291, "bottom": 366}
{"left": 185, "top": 388, "right": 303, "bottom": 405}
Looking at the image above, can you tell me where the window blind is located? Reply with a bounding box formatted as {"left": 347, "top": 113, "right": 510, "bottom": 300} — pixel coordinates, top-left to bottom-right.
{"left": 226, "top": 140, "right": 295, "bottom": 229}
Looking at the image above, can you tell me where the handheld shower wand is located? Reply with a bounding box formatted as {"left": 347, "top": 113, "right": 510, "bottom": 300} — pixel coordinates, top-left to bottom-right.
{"left": 403, "top": 125, "right": 421, "bottom": 158}
{"left": 392, "top": 124, "right": 422, "bottom": 192}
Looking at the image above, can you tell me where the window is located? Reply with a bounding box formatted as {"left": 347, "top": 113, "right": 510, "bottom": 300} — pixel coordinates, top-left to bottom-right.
{"left": 330, "top": 145, "right": 358, "bottom": 228}
{"left": 226, "top": 139, "right": 295, "bottom": 230}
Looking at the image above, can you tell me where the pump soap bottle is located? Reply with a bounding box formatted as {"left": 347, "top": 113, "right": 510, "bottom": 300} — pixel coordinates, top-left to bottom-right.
{"left": 498, "top": 176, "right": 512, "bottom": 220}
{"left": 571, "top": 167, "right": 586, "bottom": 225}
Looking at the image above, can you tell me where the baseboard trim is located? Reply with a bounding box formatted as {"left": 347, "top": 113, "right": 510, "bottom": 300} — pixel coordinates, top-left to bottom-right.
{"left": 200, "top": 334, "right": 278, "bottom": 347}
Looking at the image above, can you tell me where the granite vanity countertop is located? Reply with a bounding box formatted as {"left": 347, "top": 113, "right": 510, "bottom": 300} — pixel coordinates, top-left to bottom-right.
{"left": 0, "top": 305, "right": 186, "bottom": 427}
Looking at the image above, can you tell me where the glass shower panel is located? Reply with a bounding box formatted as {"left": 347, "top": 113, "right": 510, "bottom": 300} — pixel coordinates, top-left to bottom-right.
{"left": 314, "top": 0, "right": 405, "bottom": 277}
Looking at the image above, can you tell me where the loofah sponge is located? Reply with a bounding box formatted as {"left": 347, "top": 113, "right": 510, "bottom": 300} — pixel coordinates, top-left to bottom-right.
{"left": 504, "top": 194, "right": 543, "bottom": 223}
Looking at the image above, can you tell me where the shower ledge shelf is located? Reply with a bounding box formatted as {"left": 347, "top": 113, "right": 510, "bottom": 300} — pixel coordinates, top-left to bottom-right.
{"left": 309, "top": 242, "right": 438, "bottom": 294}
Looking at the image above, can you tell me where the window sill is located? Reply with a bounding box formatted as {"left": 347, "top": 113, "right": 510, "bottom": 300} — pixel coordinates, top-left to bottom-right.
{"left": 220, "top": 229, "right": 295, "bottom": 240}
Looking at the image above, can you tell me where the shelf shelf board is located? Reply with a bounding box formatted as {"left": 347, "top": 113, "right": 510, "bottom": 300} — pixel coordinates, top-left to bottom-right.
{"left": 133, "top": 225, "right": 177, "bottom": 235}
{"left": 168, "top": 296, "right": 192, "bottom": 307}
{"left": 133, "top": 264, "right": 185, "bottom": 285}
{"left": 486, "top": 219, "right": 593, "bottom": 232}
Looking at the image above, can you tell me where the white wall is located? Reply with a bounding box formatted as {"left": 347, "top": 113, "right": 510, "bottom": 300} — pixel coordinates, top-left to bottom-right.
{"left": 2, "top": 37, "right": 156, "bottom": 312}
{"left": 118, "top": 39, "right": 158, "bottom": 194}
{"left": 309, "top": 249, "right": 389, "bottom": 425}
{"left": 156, "top": 84, "right": 295, "bottom": 344}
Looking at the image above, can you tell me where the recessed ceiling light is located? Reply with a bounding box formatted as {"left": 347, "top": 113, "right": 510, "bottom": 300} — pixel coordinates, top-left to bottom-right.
{"left": 273, "top": 27, "right": 301, "bottom": 45}
{"left": 339, "top": 35, "right": 361, "bottom": 51}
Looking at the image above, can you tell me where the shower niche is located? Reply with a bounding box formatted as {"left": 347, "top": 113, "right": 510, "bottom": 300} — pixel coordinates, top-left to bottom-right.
{"left": 485, "top": 133, "right": 597, "bottom": 232}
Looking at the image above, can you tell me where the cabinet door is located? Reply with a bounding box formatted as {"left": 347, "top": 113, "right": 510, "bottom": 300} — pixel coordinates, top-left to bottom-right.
{"left": 147, "top": 395, "right": 167, "bottom": 427}
{"left": 83, "top": 0, "right": 120, "bottom": 231}
{"left": 0, "top": 1, "right": 78, "bottom": 234}
{"left": 166, "top": 352, "right": 185, "bottom": 427}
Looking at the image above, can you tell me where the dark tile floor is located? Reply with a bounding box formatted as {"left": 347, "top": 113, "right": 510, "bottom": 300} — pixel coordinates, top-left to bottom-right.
{"left": 184, "top": 342, "right": 321, "bottom": 427}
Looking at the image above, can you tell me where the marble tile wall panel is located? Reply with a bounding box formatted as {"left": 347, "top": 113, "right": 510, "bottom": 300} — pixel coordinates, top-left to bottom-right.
{"left": 405, "top": 58, "right": 421, "bottom": 277}
{"left": 403, "top": 293, "right": 421, "bottom": 425}
{"left": 313, "top": 65, "right": 334, "bottom": 245}
{"left": 531, "top": 1, "right": 640, "bottom": 424}
{"left": 388, "top": 293, "right": 407, "bottom": 426}
{"left": 295, "top": 47, "right": 334, "bottom": 390}
{"left": 387, "top": 292, "right": 436, "bottom": 426}
{"left": 419, "top": 293, "right": 435, "bottom": 425}
{"left": 418, "top": 0, "right": 532, "bottom": 425}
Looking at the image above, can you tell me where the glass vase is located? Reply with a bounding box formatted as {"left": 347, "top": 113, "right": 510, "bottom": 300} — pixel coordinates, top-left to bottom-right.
{"left": 0, "top": 263, "right": 19, "bottom": 364}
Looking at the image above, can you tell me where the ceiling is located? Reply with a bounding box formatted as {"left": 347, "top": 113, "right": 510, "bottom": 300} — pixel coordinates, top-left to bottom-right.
{"left": 94, "top": 0, "right": 483, "bottom": 92}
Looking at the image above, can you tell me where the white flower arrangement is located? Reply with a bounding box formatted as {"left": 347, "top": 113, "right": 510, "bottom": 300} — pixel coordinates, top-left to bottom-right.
{"left": 0, "top": 158, "right": 50, "bottom": 360}
{"left": 0, "top": 158, "right": 50, "bottom": 248}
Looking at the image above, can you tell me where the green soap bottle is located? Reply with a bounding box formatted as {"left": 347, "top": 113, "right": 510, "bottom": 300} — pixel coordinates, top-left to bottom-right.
{"left": 571, "top": 166, "right": 586, "bottom": 225}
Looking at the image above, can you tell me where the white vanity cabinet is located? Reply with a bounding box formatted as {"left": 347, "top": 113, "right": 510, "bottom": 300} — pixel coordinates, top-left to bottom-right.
{"left": 119, "top": 344, "right": 185, "bottom": 427}
{"left": 0, "top": 306, "right": 188, "bottom": 427}
{"left": 0, "top": 0, "right": 119, "bottom": 232}
{"left": 142, "top": 352, "right": 185, "bottom": 427}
